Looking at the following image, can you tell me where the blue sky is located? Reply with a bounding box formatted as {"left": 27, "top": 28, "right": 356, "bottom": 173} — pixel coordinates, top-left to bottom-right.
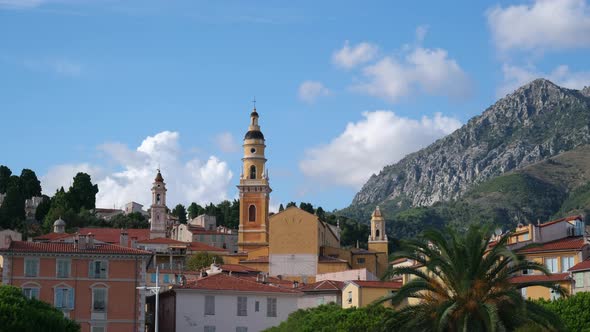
{"left": 1, "top": 0, "right": 590, "bottom": 215}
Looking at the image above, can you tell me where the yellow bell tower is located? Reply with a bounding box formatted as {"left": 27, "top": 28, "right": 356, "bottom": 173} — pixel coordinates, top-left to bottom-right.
{"left": 368, "top": 206, "right": 389, "bottom": 277}
{"left": 237, "top": 106, "right": 272, "bottom": 252}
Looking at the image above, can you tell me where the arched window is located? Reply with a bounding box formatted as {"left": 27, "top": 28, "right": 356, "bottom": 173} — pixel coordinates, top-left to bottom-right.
{"left": 249, "top": 165, "right": 256, "bottom": 179}
{"left": 376, "top": 229, "right": 380, "bottom": 238}
{"left": 156, "top": 194, "right": 161, "bottom": 204}
{"left": 248, "top": 205, "right": 256, "bottom": 222}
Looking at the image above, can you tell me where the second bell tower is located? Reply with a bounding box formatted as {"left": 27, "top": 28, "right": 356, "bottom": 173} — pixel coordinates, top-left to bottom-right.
{"left": 237, "top": 107, "right": 272, "bottom": 252}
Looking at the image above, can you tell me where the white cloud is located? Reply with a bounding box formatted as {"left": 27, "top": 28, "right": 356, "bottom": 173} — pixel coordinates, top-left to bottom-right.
{"left": 298, "top": 80, "right": 331, "bottom": 103}
{"left": 215, "top": 132, "right": 239, "bottom": 153}
{"left": 0, "top": 0, "right": 44, "bottom": 8}
{"left": 332, "top": 40, "right": 379, "bottom": 69}
{"left": 487, "top": 0, "right": 590, "bottom": 52}
{"left": 498, "top": 63, "right": 590, "bottom": 96}
{"left": 354, "top": 47, "right": 471, "bottom": 103}
{"left": 299, "top": 111, "right": 462, "bottom": 188}
{"left": 41, "top": 131, "right": 234, "bottom": 209}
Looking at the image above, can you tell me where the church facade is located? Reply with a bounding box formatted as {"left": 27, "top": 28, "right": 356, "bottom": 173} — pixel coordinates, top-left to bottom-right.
{"left": 223, "top": 107, "right": 390, "bottom": 282}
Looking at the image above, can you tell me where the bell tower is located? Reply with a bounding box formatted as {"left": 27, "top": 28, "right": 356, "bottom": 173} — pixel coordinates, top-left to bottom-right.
{"left": 150, "top": 169, "right": 167, "bottom": 239}
{"left": 237, "top": 106, "right": 271, "bottom": 252}
{"left": 368, "top": 206, "right": 389, "bottom": 277}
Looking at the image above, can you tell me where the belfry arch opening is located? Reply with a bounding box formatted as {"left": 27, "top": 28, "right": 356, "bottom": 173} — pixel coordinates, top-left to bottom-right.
{"left": 248, "top": 205, "right": 256, "bottom": 222}
{"left": 249, "top": 165, "right": 256, "bottom": 179}
{"left": 376, "top": 229, "right": 380, "bottom": 238}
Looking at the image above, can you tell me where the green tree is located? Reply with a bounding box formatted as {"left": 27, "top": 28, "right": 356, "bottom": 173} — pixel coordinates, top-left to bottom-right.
{"left": 0, "top": 176, "right": 25, "bottom": 229}
{"left": 382, "top": 226, "right": 565, "bottom": 331}
{"left": 172, "top": 204, "right": 187, "bottom": 224}
{"left": 34, "top": 195, "right": 51, "bottom": 222}
{"left": 534, "top": 291, "right": 590, "bottom": 332}
{"left": 0, "top": 285, "right": 80, "bottom": 332}
{"left": 0, "top": 165, "right": 12, "bottom": 194}
{"left": 109, "top": 212, "right": 149, "bottom": 229}
{"left": 187, "top": 202, "right": 204, "bottom": 219}
{"left": 19, "top": 169, "right": 42, "bottom": 199}
{"left": 265, "top": 303, "right": 393, "bottom": 332}
{"left": 315, "top": 206, "right": 326, "bottom": 221}
{"left": 299, "top": 202, "right": 314, "bottom": 214}
{"left": 186, "top": 252, "right": 224, "bottom": 271}
{"left": 286, "top": 201, "right": 296, "bottom": 208}
{"left": 278, "top": 204, "right": 284, "bottom": 212}
{"left": 67, "top": 172, "right": 98, "bottom": 212}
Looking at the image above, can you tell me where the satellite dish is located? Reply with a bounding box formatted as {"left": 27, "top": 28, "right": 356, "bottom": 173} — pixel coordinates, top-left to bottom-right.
{"left": 494, "top": 227, "right": 502, "bottom": 236}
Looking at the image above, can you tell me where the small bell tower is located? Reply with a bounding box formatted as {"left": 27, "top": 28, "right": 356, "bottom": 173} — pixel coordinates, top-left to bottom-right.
{"left": 237, "top": 104, "right": 272, "bottom": 252}
{"left": 368, "top": 206, "right": 389, "bottom": 277}
{"left": 150, "top": 169, "right": 167, "bottom": 239}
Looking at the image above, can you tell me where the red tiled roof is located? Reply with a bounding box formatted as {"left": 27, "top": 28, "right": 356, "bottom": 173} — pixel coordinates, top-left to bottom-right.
{"left": 0, "top": 241, "right": 152, "bottom": 256}
{"left": 187, "top": 242, "right": 227, "bottom": 252}
{"left": 220, "top": 264, "right": 260, "bottom": 273}
{"left": 299, "top": 280, "right": 345, "bottom": 292}
{"left": 78, "top": 228, "right": 150, "bottom": 244}
{"left": 539, "top": 215, "right": 582, "bottom": 228}
{"left": 518, "top": 237, "right": 586, "bottom": 253}
{"left": 240, "top": 256, "right": 269, "bottom": 263}
{"left": 349, "top": 280, "right": 403, "bottom": 289}
{"left": 175, "top": 273, "right": 301, "bottom": 294}
{"left": 189, "top": 227, "right": 233, "bottom": 235}
{"left": 137, "top": 238, "right": 188, "bottom": 246}
{"left": 569, "top": 258, "right": 590, "bottom": 272}
{"left": 509, "top": 273, "right": 570, "bottom": 284}
{"left": 33, "top": 232, "right": 74, "bottom": 241}
{"left": 318, "top": 255, "right": 348, "bottom": 263}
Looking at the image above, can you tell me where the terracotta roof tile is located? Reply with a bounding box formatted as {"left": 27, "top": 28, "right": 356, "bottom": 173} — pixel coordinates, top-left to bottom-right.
{"left": 299, "top": 280, "right": 345, "bottom": 292}
{"left": 509, "top": 273, "right": 570, "bottom": 283}
{"left": 187, "top": 242, "right": 227, "bottom": 252}
{"left": 569, "top": 258, "right": 590, "bottom": 272}
{"left": 0, "top": 241, "right": 152, "bottom": 256}
{"left": 33, "top": 233, "right": 74, "bottom": 241}
{"left": 175, "top": 273, "right": 301, "bottom": 294}
{"left": 518, "top": 237, "right": 586, "bottom": 253}
{"left": 220, "top": 264, "right": 261, "bottom": 273}
{"left": 539, "top": 215, "right": 583, "bottom": 228}
{"left": 78, "top": 228, "right": 150, "bottom": 244}
{"left": 137, "top": 238, "right": 188, "bottom": 246}
{"left": 349, "top": 280, "right": 403, "bottom": 289}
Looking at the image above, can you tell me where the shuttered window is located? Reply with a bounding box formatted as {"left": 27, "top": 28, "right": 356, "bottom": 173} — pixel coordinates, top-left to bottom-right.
{"left": 22, "top": 287, "right": 40, "bottom": 300}
{"left": 266, "top": 297, "right": 277, "bottom": 317}
{"left": 55, "top": 287, "right": 75, "bottom": 309}
{"left": 89, "top": 260, "right": 108, "bottom": 279}
{"left": 56, "top": 259, "right": 71, "bottom": 278}
{"left": 205, "top": 295, "right": 215, "bottom": 315}
{"left": 92, "top": 288, "right": 107, "bottom": 312}
{"left": 237, "top": 296, "right": 247, "bottom": 316}
{"left": 24, "top": 258, "right": 39, "bottom": 277}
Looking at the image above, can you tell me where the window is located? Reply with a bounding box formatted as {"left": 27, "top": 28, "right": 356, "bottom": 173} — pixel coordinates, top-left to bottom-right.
{"left": 89, "top": 260, "right": 108, "bottom": 279}
{"left": 522, "top": 233, "right": 530, "bottom": 241}
{"left": 236, "top": 327, "right": 248, "bottom": 332}
{"left": 205, "top": 295, "right": 215, "bottom": 315}
{"left": 248, "top": 205, "right": 256, "bottom": 222}
{"left": 574, "top": 272, "right": 585, "bottom": 288}
{"left": 156, "top": 194, "right": 161, "bottom": 204}
{"left": 266, "top": 297, "right": 277, "bottom": 317}
{"left": 199, "top": 234, "right": 205, "bottom": 242}
{"left": 521, "top": 287, "right": 527, "bottom": 299}
{"left": 92, "top": 288, "right": 107, "bottom": 312}
{"left": 204, "top": 326, "right": 216, "bottom": 332}
{"left": 347, "top": 291, "right": 352, "bottom": 304}
{"left": 24, "top": 258, "right": 39, "bottom": 277}
{"left": 150, "top": 273, "right": 157, "bottom": 283}
{"left": 375, "top": 229, "right": 380, "bottom": 238}
{"left": 22, "top": 287, "right": 40, "bottom": 300}
{"left": 561, "top": 256, "right": 575, "bottom": 272}
{"left": 55, "top": 286, "right": 74, "bottom": 310}
{"left": 56, "top": 259, "right": 71, "bottom": 278}
{"left": 237, "top": 296, "right": 247, "bottom": 316}
{"left": 357, "top": 258, "right": 365, "bottom": 264}
{"left": 545, "top": 258, "right": 558, "bottom": 273}
{"left": 91, "top": 327, "right": 105, "bottom": 332}
{"left": 550, "top": 287, "right": 561, "bottom": 300}
{"left": 163, "top": 274, "right": 170, "bottom": 283}
{"left": 249, "top": 165, "right": 256, "bottom": 179}
{"left": 255, "top": 301, "right": 260, "bottom": 312}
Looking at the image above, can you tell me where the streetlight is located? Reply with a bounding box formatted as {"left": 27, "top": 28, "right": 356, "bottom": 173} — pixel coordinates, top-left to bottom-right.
{"left": 137, "top": 266, "right": 160, "bottom": 332}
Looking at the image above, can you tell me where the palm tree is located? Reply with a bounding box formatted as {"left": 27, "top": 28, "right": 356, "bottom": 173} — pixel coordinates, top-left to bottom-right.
{"left": 380, "top": 226, "right": 565, "bottom": 332}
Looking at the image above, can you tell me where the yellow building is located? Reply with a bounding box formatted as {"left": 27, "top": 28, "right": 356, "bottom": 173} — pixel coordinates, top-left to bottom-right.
{"left": 224, "top": 108, "right": 391, "bottom": 282}
{"left": 341, "top": 280, "right": 402, "bottom": 308}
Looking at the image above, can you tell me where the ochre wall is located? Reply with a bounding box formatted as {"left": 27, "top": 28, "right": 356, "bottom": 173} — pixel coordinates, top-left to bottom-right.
{"left": 317, "top": 262, "right": 350, "bottom": 274}
{"left": 269, "top": 207, "right": 319, "bottom": 255}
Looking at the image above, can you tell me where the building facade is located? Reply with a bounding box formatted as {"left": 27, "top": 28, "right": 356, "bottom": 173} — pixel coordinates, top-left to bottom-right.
{"left": 0, "top": 235, "right": 152, "bottom": 332}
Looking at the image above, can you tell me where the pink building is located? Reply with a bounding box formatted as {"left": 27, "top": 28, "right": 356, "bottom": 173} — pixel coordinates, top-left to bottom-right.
{"left": 0, "top": 235, "right": 152, "bottom": 332}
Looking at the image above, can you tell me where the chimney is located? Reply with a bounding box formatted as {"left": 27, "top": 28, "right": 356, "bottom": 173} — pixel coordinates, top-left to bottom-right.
{"left": 130, "top": 236, "right": 138, "bottom": 248}
{"left": 293, "top": 281, "right": 299, "bottom": 288}
{"left": 87, "top": 233, "right": 95, "bottom": 249}
{"left": 78, "top": 234, "right": 87, "bottom": 250}
{"left": 120, "top": 229, "right": 129, "bottom": 247}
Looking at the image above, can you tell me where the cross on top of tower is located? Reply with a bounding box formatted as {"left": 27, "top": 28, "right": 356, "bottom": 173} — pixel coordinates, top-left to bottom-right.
{"left": 252, "top": 96, "right": 256, "bottom": 110}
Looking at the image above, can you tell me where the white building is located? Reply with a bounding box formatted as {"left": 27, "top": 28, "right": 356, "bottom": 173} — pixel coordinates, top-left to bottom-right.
{"left": 150, "top": 273, "right": 301, "bottom": 332}
{"left": 170, "top": 215, "right": 238, "bottom": 253}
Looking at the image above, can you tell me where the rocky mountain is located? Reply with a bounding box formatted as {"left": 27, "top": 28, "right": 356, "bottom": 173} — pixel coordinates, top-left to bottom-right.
{"left": 344, "top": 79, "right": 590, "bottom": 221}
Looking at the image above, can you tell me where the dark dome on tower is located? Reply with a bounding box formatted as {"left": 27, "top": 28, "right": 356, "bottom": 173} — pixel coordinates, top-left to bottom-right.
{"left": 244, "top": 130, "right": 265, "bottom": 140}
